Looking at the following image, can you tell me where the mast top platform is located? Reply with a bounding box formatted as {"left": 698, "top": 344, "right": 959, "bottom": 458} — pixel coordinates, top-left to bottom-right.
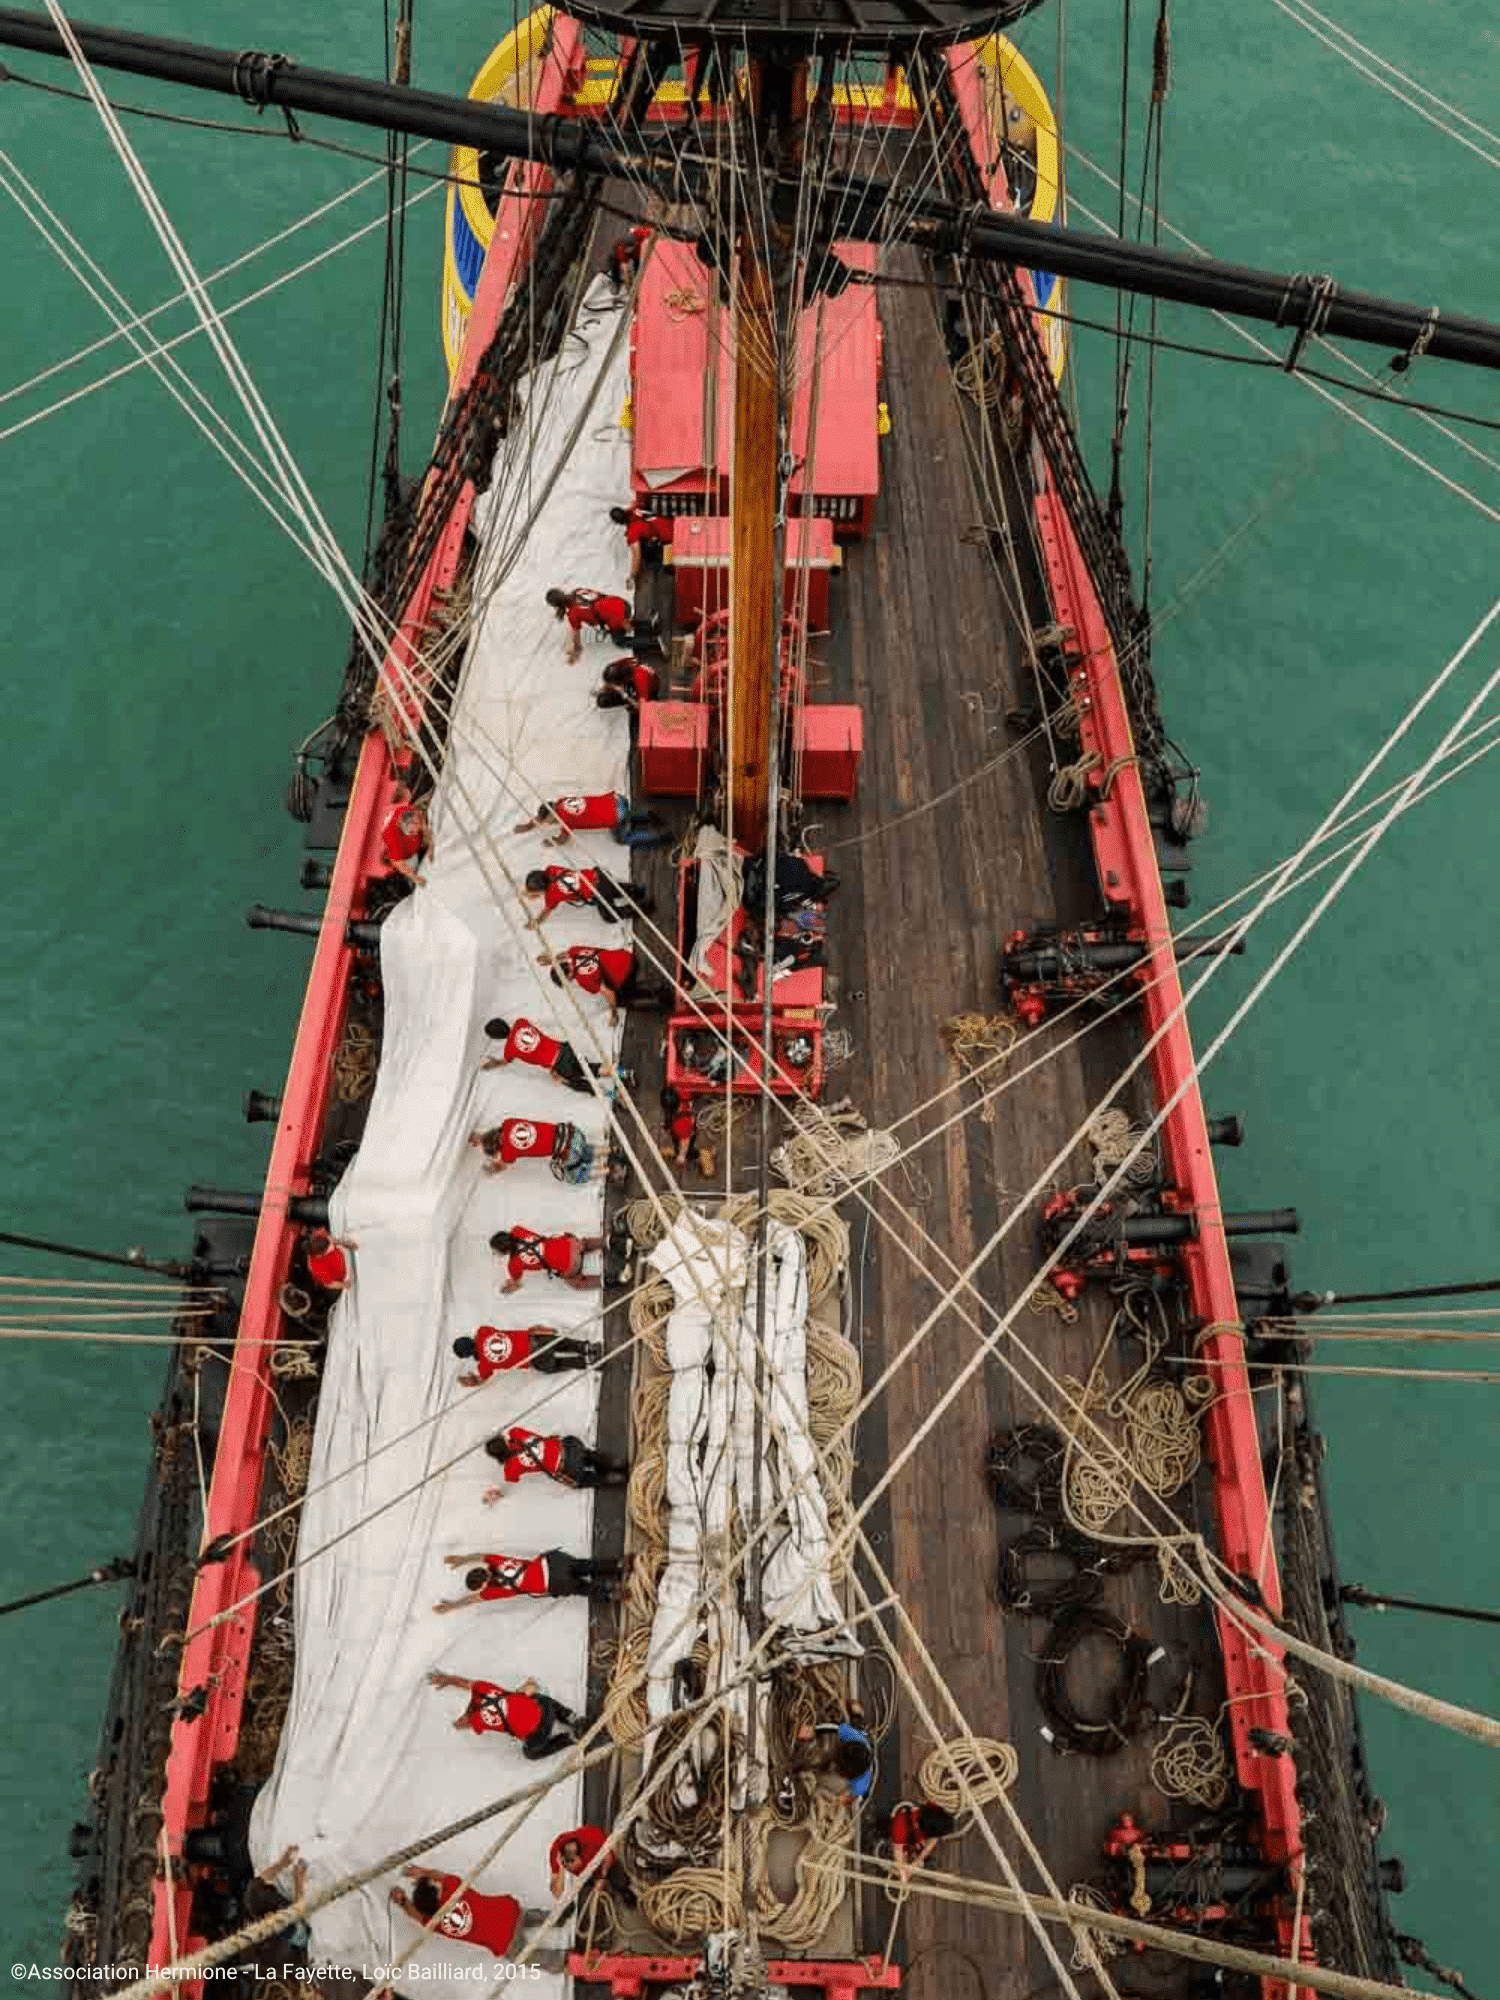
{"left": 560, "top": 0, "right": 1043, "bottom": 53}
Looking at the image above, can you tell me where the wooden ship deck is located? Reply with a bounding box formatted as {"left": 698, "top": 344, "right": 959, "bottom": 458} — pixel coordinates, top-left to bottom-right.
{"left": 609, "top": 265, "right": 1235, "bottom": 2000}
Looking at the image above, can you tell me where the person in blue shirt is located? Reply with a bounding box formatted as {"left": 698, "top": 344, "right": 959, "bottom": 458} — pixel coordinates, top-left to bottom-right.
{"left": 793, "top": 1694, "right": 874, "bottom": 1806}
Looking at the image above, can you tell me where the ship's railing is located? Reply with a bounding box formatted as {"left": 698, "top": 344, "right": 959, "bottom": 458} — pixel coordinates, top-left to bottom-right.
{"left": 1275, "top": 1378, "right": 1404, "bottom": 1982}
{"left": 925, "top": 46, "right": 1166, "bottom": 771}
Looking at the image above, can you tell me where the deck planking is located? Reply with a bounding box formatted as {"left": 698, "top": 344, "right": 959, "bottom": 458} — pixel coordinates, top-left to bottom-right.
{"left": 595, "top": 255, "right": 1227, "bottom": 2000}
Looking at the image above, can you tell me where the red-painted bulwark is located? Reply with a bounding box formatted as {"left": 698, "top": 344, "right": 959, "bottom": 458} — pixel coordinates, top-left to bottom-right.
{"left": 944, "top": 40, "right": 1303, "bottom": 1993}
{"left": 148, "top": 24, "right": 584, "bottom": 1980}
{"left": 1033, "top": 482, "right": 1303, "bottom": 1995}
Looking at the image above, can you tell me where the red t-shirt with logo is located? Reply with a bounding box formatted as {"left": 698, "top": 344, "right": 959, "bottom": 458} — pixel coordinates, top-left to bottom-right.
{"left": 462, "top": 1679, "right": 544, "bottom": 1739}
{"left": 502, "top": 1019, "right": 561, "bottom": 1070}
{"left": 429, "top": 1873, "right": 522, "bottom": 1955}
{"left": 497, "top": 1427, "right": 567, "bottom": 1483}
{"left": 496, "top": 1118, "right": 558, "bottom": 1164}
{"left": 889, "top": 1805, "right": 923, "bottom": 1854}
{"left": 625, "top": 516, "right": 670, "bottom": 547}
{"left": 503, "top": 1228, "right": 579, "bottom": 1283}
{"left": 472, "top": 1326, "right": 533, "bottom": 1377}
{"left": 541, "top": 868, "right": 597, "bottom": 911}
{"left": 382, "top": 803, "right": 425, "bottom": 862}
{"left": 565, "top": 592, "right": 629, "bottom": 633}
{"left": 549, "top": 1825, "right": 611, "bottom": 1877}
{"left": 565, "top": 946, "right": 634, "bottom": 996}
{"left": 477, "top": 1553, "right": 551, "bottom": 1599}
{"left": 552, "top": 793, "right": 620, "bottom": 832}
{"left": 306, "top": 1244, "right": 348, "bottom": 1287}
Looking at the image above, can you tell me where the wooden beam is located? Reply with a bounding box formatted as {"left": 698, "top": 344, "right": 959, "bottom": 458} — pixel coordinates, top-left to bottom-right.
{"left": 727, "top": 244, "right": 780, "bottom": 853}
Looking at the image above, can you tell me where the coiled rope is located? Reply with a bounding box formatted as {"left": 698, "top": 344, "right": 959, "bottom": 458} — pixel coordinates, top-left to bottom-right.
{"left": 771, "top": 1101, "right": 898, "bottom": 1199}
{"left": 1085, "top": 1107, "right": 1158, "bottom": 1188}
{"left": 1035, "top": 1604, "right": 1154, "bottom": 1757}
{"left": 941, "top": 1012, "right": 1019, "bottom": 1078}
{"left": 1150, "top": 1713, "right": 1231, "bottom": 1808}
{"left": 1061, "top": 1290, "right": 1211, "bottom": 1567}
{"left": 918, "top": 1736, "right": 1018, "bottom": 1811}
{"left": 637, "top": 1864, "right": 742, "bottom": 1943}
{"left": 1066, "top": 1882, "right": 1128, "bottom": 1970}
{"left": 331, "top": 1019, "right": 378, "bottom": 1102}
{"left": 747, "top": 1792, "right": 849, "bottom": 1947}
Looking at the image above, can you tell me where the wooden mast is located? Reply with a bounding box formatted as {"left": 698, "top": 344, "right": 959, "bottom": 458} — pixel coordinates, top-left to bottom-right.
{"left": 727, "top": 240, "right": 780, "bottom": 854}
{"left": 727, "top": 54, "right": 808, "bottom": 855}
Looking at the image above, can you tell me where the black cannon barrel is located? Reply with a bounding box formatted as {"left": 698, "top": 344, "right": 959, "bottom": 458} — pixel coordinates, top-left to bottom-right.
{"left": 1008, "top": 931, "right": 1248, "bottom": 981}
{"left": 1207, "top": 1116, "right": 1245, "bottom": 1147}
{"left": 184, "top": 1185, "right": 328, "bottom": 1226}
{"left": 300, "top": 859, "right": 333, "bottom": 892}
{"left": 247, "top": 904, "right": 321, "bottom": 940}
{"left": 243, "top": 1091, "right": 283, "bottom": 1125}
{"left": 1174, "top": 933, "right": 1247, "bottom": 960}
{"left": 1006, "top": 942, "right": 1142, "bottom": 980}
{"left": 1119, "top": 1213, "right": 1199, "bottom": 1247}
{"left": 1117, "top": 1205, "right": 1296, "bottom": 1247}
{"left": 1226, "top": 1208, "right": 1300, "bottom": 1237}
{"left": 247, "top": 903, "right": 382, "bottom": 949}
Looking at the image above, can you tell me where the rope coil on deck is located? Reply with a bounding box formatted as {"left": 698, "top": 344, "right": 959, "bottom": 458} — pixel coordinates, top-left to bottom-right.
{"left": 1059, "top": 1290, "right": 1210, "bottom": 1562}
{"left": 1085, "top": 1107, "right": 1158, "bottom": 1188}
{"left": 771, "top": 1102, "right": 898, "bottom": 1198}
{"left": 918, "top": 1736, "right": 1018, "bottom": 1811}
{"left": 1066, "top": 1883, "right": 1128, "bottom": 1970}
{"left": 1150, "top": 1712, "right": 1232, "bottom": 1807}
{"left": 1035, "top": 1604, "right": 1154, "bottom": 1756}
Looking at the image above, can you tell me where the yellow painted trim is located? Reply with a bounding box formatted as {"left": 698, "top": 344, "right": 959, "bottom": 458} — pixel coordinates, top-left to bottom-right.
{"left": 441, "top": 193, "right": 468, "bottom": 378}
{"left": 441, "top": 9, "right": 555, "bottom": 378}
{"left": 971, "top": 33, "right": 1067, "bottom": 383}
{"left": 455, "top": 10, "right": 556, "bottom": 252}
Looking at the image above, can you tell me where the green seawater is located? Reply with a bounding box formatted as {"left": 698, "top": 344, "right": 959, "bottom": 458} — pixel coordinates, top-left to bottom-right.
{"left": 1, "top": 1, "right": 1496, "bottom": 1988}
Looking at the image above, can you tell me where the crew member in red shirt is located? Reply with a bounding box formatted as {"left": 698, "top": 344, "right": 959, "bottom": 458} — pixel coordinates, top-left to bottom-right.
{"left": 472, "top": 1117, "right": 616, "bottom": 1187}
{"left": 426, "top": 1670, "right": 585, "bottom": 1757}
{"left": 490, "top": 1225, "right": 604, "bottom": 1292}
{"left": 380, "top": 797, "right": 430, "bottom": 885}
{"left": 660, "top": 1084, "right": 715, "bottom": 1179}
{"left": 482, "top": 1425, "right": 626, "bottom": 1493}
{"left": 452, "top": 1326, "right": 601, "bottom": 1383}
{"left": 549, "top": 1825, "right": 629, "bottom": 1902}
{"left": 606, "top": 222, "right": 652, "bottom": 292}
{"left": 874, "top": 1801, "right": 957, "bottom": 1878}
{"left": 390, "top": 1870, "right": 523, "bottom": 1956}
{"left": 597, "top": 655, "right": 660, "bottom": 709}
{"left": 544, "top": 587, "right": 659, "bottom": 663}
{"left": 481, "top": 1015, "right": 614, "bottom": 1096}
{"left": 608, "top": 504, "right": 672, "bottom": 577}
{"left": 302, "top": 1227, "right": 356, "bottom": 1292}
{"left": 523, "top": 866, "right": 654, "bottom": 925}
{"left": 546, "top": 942, "right": 668, "bottom": 1022}
{"left": 514, "top": 792, "right": 668, "bottom": 849}
{"left": 432, "top": 1548, "right": 624, "bottom": 1612}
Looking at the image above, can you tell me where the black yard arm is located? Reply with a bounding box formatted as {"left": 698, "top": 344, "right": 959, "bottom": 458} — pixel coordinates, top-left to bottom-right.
{"left": 6, "top": 5, "right": 1500, "bottom": 372}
